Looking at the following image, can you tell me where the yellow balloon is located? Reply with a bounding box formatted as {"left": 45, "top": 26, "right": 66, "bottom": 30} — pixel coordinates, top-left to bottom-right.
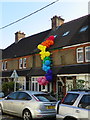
{"left": 45, "top": 51, "right": 50, "bottom": 56}
{"left": 37, "top": 44, "right": 43, "bottom": 50}
{"left": 41, "top": 46, "right": 46, "bottom": 52}
{"left": 41, "top": 55, "right": 45, "bottom": 60}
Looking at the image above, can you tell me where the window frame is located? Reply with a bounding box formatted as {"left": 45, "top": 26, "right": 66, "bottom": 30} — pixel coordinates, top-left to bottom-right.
{"left": 19, "top": 58, "right": 23, "bottom": 69}
{"left": 85, "top": 46, "right": 90, "bottom": 62}
{"left": 23, "top": 58, "right": 27, "bottom": 68}
{"left": 76, "top": 47, "right": 84, "bottom": 63}
{"left": 2, "top": 61, "right": 7, "bottom": 71}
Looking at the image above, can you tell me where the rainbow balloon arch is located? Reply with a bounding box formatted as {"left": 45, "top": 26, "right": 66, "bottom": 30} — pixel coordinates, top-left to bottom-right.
{"left": 37, "top": 35, "right": 55, "bottom": 86}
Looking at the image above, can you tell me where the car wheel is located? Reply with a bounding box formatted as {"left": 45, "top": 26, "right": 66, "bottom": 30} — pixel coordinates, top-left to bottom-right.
{"left": 23, "top": 109, "right": 32, "bottom": 120}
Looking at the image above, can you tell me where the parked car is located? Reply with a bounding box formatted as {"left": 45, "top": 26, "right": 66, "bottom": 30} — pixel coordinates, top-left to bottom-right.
{"left": 0, "top": 90, "right": 57, "bottom": 120}
{"left": 0, "top": 92, "right": 4, "bottom": 98}
{"left": 56, "top": 89, "right": 90, "bottom": 120}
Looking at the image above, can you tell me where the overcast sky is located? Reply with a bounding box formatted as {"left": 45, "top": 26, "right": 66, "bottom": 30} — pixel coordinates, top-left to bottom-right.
{"left": 0, "top": 0, "right": 89, "bottom": 49}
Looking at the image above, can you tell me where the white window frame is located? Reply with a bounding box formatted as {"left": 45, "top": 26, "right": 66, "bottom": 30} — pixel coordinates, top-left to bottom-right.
{"left": 2, "top": 62, "right": 4, "bottom": 71}
{"left": 23, "top": 58, "right": 27, "bottom": 68}
{"left": 19, "top": 58, "right": 23, "bottom": 69}
{"left": 30, "top": 77, "right": 52, "bottom": 92}
{"left": 85, "top": 46, "right": 90, "bottom": 62}
{"left": 77, "top": 47, "right": 84, "bottom": 63}
{"left": 2, "top": 61, "right": 7, "bottom": 70}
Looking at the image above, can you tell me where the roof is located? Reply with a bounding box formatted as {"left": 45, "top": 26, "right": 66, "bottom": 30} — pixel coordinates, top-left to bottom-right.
{"left": 1, "top": 68, "right": 31, "bottom": 77}
{"left": 49, "top": 14, "right": 89, "bottom": 50}
{"left": 2, "top": 29, "right": 51, "bottom": 59}
{"left": 2, "top": 14, "right": 89, "bottom": 60}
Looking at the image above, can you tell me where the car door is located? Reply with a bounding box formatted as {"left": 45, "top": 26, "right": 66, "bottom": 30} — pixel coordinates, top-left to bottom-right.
{"left": 74, "top": 94, "right": 90, "bottom": 120}
{"left": 3, "top": 92, "right": 19, "bottom": 114}
{"left": 58, "top": 93, "right": 79, "bottom": 117}
{"left": 11, "top": 92, "right": 32, "bottom": 116}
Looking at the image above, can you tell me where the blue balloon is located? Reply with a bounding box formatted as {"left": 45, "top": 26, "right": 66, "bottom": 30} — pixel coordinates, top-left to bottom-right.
{"left": 44, "top": 60, "right": 51, "bottom": 66}
{"left": 42, "top": 64, "right": 50, "bottom": 72}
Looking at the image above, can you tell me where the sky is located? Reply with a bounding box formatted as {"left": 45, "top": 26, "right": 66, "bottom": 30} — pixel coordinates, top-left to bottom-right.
{"left": 0, "top": 0, "right": 89, "bottom": 49}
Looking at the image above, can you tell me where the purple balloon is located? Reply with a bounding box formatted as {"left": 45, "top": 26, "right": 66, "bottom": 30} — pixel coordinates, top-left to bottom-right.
{"left": 47, "top": 69, "right": 52, "bottom": 74}
{"left": 46, "top": 75, "right": 52, "bottom": 82}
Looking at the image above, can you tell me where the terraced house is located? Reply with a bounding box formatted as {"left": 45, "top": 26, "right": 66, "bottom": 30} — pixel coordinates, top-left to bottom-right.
{"left": 0, "top": 14, "right": 90, "bottom": 99}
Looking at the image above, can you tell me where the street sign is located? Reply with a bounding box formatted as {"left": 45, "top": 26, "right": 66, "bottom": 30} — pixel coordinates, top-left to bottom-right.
{"left": 11, "top": 70, "right": 18, "bottom": 78}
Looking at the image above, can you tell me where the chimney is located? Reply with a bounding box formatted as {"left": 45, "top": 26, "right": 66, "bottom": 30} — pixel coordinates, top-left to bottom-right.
{"left": 15, "top": 31, "right": 25, "bottom": 43}
{"left": 51, "top": 15, "right": 64, "bottom": 30}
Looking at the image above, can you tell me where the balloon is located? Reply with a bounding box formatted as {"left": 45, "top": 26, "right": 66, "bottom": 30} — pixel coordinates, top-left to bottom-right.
{"left": 44, "top": 57, "right": 50, "bottom": 61}
{"left": 41, "top": 55, "right": 45, "bottom": 60}
{"left": 45, "top": 51, "right": 50, "bottom": 57}
{"left": 47, "top": 69, "right": 52, "bottom": 74}
{"left": 37, "top": 44, "right": 43, "bottom": 50}
{"left": 48, "top": 35, "right": 55, "bottom": 41}
{"left": 46, "top": 75, "right": 52, "bottom": 82}
{"left": 37, "top": 77, "right": 49, "bottom": 85}
{"left": 44, "top": 60, "right": 51, "bottom": 66}
{"left": 37, "top": 35, "right": 55, "bottom": 85}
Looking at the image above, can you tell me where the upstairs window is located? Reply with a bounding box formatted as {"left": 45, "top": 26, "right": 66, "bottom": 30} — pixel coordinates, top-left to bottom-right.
{"left": 23, "top": 58, "right": 27, "bottom": 68}
{"left": 19, "top": 58, "right": 27, "bottom": 69}
{"left": 2, "top": 61, "right": 7, "bottom": 70}
{"left": 77, "top": 47, "right": 84, "bottom": 63}
{"left": 19, "top": 58, "right": 23, "bottom": 69}
{"left": 79, "top": 25, "right": 88, "bottom": 33}
{"left": 85, "top": 46, "right": 90, "bottom": 62}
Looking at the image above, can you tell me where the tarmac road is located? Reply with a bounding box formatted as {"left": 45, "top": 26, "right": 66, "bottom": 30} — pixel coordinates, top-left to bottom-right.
{"left": 0, "top": 114, "right": 59, "bottom": 120}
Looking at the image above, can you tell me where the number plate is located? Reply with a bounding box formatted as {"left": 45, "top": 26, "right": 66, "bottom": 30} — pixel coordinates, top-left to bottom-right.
{"left": 46, "top": 106, "right": 55, "bottom": 109}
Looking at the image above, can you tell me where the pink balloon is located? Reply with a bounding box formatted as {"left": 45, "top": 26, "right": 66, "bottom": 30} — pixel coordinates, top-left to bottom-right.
{"left": 37, "top": 77, "right": 49, "bottom": 86}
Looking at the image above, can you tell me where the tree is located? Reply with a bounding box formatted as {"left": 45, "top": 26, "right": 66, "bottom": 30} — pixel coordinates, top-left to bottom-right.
{"left": 2, "top": 81, "right": 14, "bottom": 95}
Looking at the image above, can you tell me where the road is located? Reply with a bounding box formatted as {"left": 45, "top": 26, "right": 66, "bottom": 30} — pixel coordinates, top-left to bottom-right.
{"left": 0, "top": 114, "right": 60, "bottom": 120}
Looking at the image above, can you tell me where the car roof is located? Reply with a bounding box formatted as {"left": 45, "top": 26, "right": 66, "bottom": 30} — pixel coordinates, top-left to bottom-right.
{"left": 17, "top": 90, "right": 47, "bottom": 95}
{"left": 67, "top": 89, "right": 90, "bottom": 94}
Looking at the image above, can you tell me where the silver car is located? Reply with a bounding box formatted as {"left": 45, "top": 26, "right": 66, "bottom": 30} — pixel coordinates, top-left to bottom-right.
{"left": 0, "top": 91, "right": 57, "bottom": 120}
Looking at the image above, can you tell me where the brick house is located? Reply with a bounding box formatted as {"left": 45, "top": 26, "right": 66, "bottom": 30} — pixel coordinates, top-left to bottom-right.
{"left": 0, "top": 14, "right": 90, "bottom": 99}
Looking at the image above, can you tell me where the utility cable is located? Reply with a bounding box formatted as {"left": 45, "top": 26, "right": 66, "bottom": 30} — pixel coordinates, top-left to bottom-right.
{"left": 0, "top": 0, "right": 59, "bottom": 30}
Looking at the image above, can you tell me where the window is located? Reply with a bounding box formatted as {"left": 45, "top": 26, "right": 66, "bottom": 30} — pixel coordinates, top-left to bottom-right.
{"left": 62, "top": 31, "right": 70, "bottom": 37}
{"left": 19, "top": 58, "right": 27, "bottom": 69}
{"left": 62, "top": 93, "right": 79, "bottom": 105}
{"left": 23, "top": 58, "right": 27, "bottom": 68}
{"left": 2, "top": 61, "right": 7, "bottom": 70}
{"left": 85, "top": 46, "right": 90, "bottom": 62}
{"left": 78, "top": 95, "right": 90, "bottom": 110}
{"left": 77, "top": 47, "right": 84, "bottom": 63}
{"left": 7, "top": 92, "right": 19, "bottom": 100}
{"left": 18, "top": 92, "right": 32, "bottom": 100}
{"left": 30, "top": 77, "right": 52, "bottom": 92}
{"left": 34, "top": 94, "right": 56, "bottom": 102}
{"left": 19, "top": 58, "right": 23, "bottom": 69}
{"left": 79, "top": 25, "right": 88, "bottom": 32}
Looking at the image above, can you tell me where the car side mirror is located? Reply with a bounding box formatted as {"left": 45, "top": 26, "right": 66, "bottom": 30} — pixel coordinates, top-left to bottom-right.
{"left": 4, "top": 97, "right": 8, "bottom": 100}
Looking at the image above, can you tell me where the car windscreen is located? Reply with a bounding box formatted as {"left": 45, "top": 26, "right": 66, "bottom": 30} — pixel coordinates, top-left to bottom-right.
{"left": 34, "top": 94, "right": 57, "bottom": 102}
